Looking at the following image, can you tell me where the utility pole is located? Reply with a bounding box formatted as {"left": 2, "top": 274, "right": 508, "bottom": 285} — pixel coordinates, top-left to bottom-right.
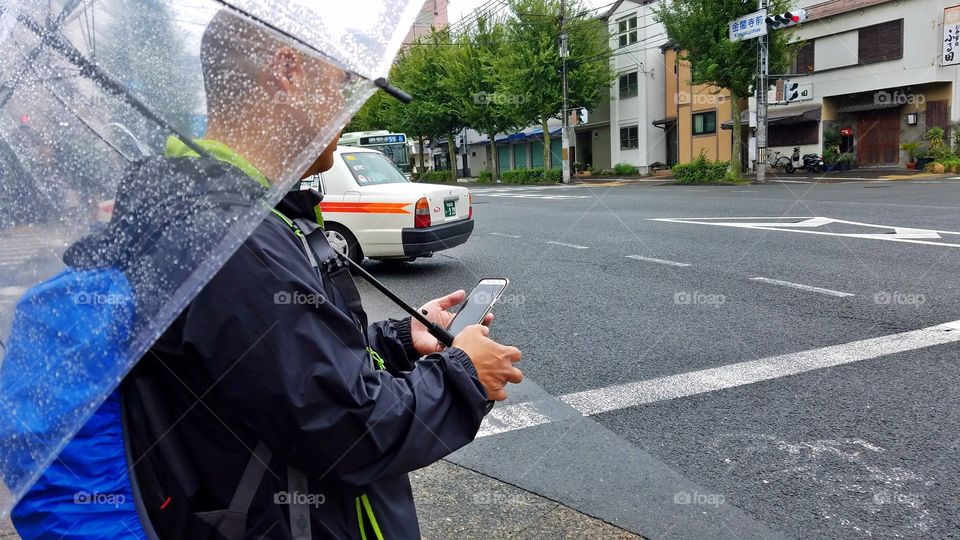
{"left": 755, "top": 0, "right": 769, "bottom": 184}
{"left": 560, "top": 0, "right": 571, "bottom": 183}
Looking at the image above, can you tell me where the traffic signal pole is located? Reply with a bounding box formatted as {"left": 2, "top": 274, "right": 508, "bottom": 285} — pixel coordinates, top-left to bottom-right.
{"left": 755, "top": 0, "right": 769, "bottom": 185}
{"left": 560, "top": 0, "right": 571, "bottom": 183}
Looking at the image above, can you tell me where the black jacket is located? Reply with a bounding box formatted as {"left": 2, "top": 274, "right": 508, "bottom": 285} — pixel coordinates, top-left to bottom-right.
{"left": 126, "top": 187, "right": 490, "bottom": 539}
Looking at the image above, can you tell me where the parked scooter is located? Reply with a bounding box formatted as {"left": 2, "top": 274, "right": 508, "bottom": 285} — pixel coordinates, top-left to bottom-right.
{"left": 784, "top": 146, "right": 824, "bottom": 173}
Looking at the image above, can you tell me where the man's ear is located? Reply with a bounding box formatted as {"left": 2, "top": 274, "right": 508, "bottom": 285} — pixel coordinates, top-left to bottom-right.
{"left": 270, "top": 46, "right": 304, "bottom": 94}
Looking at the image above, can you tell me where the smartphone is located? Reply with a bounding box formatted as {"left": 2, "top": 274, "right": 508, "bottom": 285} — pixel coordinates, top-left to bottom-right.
{"left": 446, "top": 278, "right": 509, "bottom": 337}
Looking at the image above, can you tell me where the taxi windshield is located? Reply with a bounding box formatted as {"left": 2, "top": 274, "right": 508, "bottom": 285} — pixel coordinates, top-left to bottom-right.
{"left": 341, "top": 152, "right": 410, "bottom": 186}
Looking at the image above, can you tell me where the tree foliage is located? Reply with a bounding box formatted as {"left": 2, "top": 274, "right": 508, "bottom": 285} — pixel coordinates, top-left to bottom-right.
{"left": 98, "top": 0, "right": 200, "bottom": 148}
{"left": 499, "top": 0, "right": 613, "bottom": 168}
{"left": 442, "top": 16, "right": 524, "bottom": 179}
{"left": 655, "top": 0, "right": 799, "bottom": 175}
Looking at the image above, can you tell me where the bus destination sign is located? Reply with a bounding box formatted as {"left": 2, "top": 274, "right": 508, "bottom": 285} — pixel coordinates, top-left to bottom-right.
{"left": 360, "top": 134, "right": 406, "bottom": 145}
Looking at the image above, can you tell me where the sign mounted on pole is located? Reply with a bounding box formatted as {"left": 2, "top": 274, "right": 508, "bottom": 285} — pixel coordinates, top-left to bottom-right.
{"left": 729, "top": 10, "right": 767, "bottom": 42}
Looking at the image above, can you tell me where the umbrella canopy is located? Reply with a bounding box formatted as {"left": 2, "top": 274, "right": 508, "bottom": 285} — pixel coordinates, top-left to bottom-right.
{"left": 0, "top": 0, "right": 419, "bottom": 515}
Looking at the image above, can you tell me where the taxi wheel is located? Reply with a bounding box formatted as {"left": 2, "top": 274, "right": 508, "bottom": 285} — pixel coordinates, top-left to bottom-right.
{"left": 324, "top": 223, "right": 362, "bottom": 264}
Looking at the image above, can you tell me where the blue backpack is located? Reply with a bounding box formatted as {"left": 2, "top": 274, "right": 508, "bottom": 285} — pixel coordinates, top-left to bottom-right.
{"left": 0, "top": 155, "right": 265, "bottom": 539}
{"left": 1, "top": 268, "right": 148, "bottom": 539}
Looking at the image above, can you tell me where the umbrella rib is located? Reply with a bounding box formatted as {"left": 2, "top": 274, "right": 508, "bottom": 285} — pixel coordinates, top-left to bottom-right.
{"left": 0, "top": 6, "right": 210, "bottom": 160}
{"left": 0, "top": 0, "right": 83, "bottom": 110}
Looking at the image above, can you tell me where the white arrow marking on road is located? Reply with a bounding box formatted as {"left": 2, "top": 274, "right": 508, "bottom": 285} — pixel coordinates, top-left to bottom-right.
{"left": 650, "top": 217, "right": 960, "bottom": 248}
{"left": 478, "top": 319, "right": 960, "bottom": 437}
{"left": 750, "top": 277, "right": 854, "bottom": 298}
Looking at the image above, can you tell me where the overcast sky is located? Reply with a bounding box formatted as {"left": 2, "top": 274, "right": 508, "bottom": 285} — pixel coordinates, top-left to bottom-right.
{"left": 447, "top": 0, "right": 613, "bottom": 24}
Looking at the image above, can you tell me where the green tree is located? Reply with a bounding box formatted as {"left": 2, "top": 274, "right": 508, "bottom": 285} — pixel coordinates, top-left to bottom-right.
{"left": 97, "top": 0, "right": 201, "bottom": 149}
{"left": 443, "top": 16, "right": 523, "bottom": 180}
{"left": 344, "top": 90, "right": 394, "bottom": 134}
{"left": 394, "top": 30, "right": 466, "bottom": 180}
{"left": 501, "top": 0, "right": 613, "bottom": 169}
{"left": 655, "top": 0, "right": 798, "bottom": 177}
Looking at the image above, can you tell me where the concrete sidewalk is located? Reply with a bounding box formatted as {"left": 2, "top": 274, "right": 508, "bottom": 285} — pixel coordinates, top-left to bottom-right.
{"left": 0, "top": 461, "right": 642, "bottom": 539}
{"left": 414, "top": 460, "right": 642, "bottom": 539}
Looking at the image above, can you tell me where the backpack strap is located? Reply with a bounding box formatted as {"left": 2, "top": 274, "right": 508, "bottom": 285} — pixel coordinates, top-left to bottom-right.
{"left": 293, "top": 217, "right": 369, "bottom": 331}
{"left": 229, "top": 441, "right": 272, "bottom": 515}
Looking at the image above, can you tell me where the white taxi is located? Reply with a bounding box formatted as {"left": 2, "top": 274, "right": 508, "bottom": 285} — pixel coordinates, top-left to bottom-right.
{"left": 301, "top": 146, "right": 474, "bottom": 263}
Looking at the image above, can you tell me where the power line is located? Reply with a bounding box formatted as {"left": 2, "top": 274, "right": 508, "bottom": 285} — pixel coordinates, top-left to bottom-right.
{"left": 449, "top": 0, "right": 510, "bottom": 34}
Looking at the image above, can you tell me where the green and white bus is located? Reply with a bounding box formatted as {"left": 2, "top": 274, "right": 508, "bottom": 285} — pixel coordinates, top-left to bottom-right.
{"left": 338, "top": 131, "right": 411, "bottom": 174}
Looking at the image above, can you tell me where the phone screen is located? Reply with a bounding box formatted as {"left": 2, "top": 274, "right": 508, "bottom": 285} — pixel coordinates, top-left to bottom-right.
{"left": 446, "top": 279, "right": 508, "bottom": 337}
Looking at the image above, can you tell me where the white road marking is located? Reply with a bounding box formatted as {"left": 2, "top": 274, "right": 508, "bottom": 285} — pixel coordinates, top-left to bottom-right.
{"left": 478, "top": 193, "right": 590, "bottom": 200}
{"left": 731, "top": 190, "right": 759, "bottom": 193}
{"left": 651, "top": 216, "right": 960, "bottom": 249}
{"left": 0, "top": 286, "right": 26, "bottom": 297}
{"left": 489, "top": 232, "right": 521, "bottom": 239}
{"left": 750, "top": 277, "right": 854, "bottom": 298}
{"left": 478, "top": 319, "right": 960, "bottom": 437}
{"left": 626, "top": 255, "right": 691, "bottom": 267}
{"left": 545, "top": 241, "right": 589, "bottom": 249}
{"left": 477, "top": 402, "right": 552, "bottom": 438}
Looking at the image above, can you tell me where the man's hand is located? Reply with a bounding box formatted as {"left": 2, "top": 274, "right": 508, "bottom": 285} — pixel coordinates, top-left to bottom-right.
{"left": 452, "top": 325, "right": 522, "bottom": 401}
{"left": 411, "top": 290, "right": 493, "bottom": 356}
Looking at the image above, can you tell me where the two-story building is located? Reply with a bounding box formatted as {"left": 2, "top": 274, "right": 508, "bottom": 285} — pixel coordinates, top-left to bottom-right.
{"left": 753, "top": 0, "right": 960, "bottom": 168}
{"left": 656, "top": 42, "right": 739, "bottom": 167}
{"left": 575, "top": 0, "right": 667, "bottom": 174}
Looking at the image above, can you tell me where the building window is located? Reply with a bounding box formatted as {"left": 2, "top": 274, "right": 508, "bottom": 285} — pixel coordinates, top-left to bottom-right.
{"left": 617, "top": 16, "right": 637, "bottom": 48}
{"left": 692, "top": 111, "right": 717, "bottom": 135}
{"left": 620, "top": 126, "right": 639, "bottom": 150}
{"left": 618, "top": 72, "right": 638, "bottom": 99}
{"left": 793, "top": 41, "right": 815, "bottom": 73}
{"left": 858, "top": 19, "right": 903, "bottom": 65}
{"left": 769, "top": 122, "right": 819, "bottom": 147}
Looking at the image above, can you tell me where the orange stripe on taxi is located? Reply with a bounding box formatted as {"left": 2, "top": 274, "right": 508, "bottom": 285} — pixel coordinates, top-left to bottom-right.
{"left": 319, "top": 202, "right": 412, "bottom": 214}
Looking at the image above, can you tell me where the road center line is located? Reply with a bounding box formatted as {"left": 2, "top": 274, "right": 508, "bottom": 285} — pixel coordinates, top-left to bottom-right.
{"left": 479, "top": 319, "right": 960, "bottom": 437}
{"left": 489, "top": 232, "right": 521, "bottom": 239}
{"left": 626, "top": 255, "right": 691, "bottom": 267}
{"left": 545, "top": 241, "right": 589, "bottom": 249}
{"left": 750, "top": 277, "right": 854, "bottom": 298}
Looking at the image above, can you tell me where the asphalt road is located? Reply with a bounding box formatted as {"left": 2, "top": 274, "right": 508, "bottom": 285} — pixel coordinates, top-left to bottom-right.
{"left": 358, "top": 177, "right": 960, "bottom": 539}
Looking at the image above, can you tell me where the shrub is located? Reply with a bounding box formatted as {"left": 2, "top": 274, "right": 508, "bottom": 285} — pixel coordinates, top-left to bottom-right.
{"left": 925, "top": 162, "right": 946, "bottom": 174}
{"left": 478, "top": 170, "right": 493, "bottom": 183}
{"left": 613, "top": 162, "right": 641, "bottom": 176}
{"left": 499, "top": 167, "right": 561, "bottom": 184}
{"left": 672, "top": 152, "right": 730, "bottom": 184}
{"left": 590, "top": 167, "right": 617, "bottom": 177}
{"left": 417, "top": 170, "right": 453, "bottom": 183}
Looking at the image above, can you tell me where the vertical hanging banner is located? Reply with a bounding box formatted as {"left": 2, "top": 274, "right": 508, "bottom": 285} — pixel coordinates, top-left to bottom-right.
{"left": 729, "top": 10, "right": 767, "bottom": 42}
{"left": 945, "top": 5, "right": 960, "bottom": 66}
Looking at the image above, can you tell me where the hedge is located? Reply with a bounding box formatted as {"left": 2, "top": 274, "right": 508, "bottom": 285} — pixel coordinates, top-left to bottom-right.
{"left": 672, "top": 153, "right": 732, "bottom": 184}
{"left": 418, "top": 170, "right": 454, "bottom": 183}
{"left": 498, "top": 168, "right": 561, "bottom": 184}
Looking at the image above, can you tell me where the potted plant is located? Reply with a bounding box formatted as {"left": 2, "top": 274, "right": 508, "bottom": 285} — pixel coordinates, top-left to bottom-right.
{"left": 822, "top": 148, "right": 838, "bottom": 172}
{"left": 837, "top": 152, "right": 854, "bottom": 171}
{"left": 901, "top": 142, "right": 921, "bottom": 170}
{"left": 915, "top": 128, "right": 945, "bottom": 170}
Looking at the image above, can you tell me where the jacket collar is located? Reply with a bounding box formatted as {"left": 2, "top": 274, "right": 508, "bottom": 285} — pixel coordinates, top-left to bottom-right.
{"left": 164, "top": 137, "right": 269, "bottom": 188}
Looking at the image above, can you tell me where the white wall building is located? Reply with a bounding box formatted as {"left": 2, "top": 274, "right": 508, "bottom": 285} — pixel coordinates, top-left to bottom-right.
{"left": 599, "top": 0, "right": 667, "bottom": 173}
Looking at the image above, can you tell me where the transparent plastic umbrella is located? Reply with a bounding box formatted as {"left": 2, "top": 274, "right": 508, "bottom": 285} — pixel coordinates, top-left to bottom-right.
{"left": 0, "top": 0, "right": 420, "bottom": 515}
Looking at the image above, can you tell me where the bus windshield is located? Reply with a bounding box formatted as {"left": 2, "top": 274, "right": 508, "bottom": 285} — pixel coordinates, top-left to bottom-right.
{"left": 375, "top": 143, "right": 410, "bottom": 173}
